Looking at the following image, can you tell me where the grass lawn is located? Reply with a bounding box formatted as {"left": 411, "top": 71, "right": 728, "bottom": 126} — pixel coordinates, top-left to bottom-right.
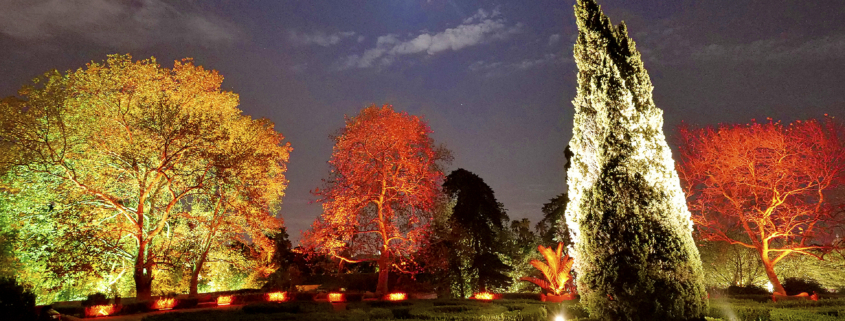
{"left": 137, "top": 297, "right": 845, "bottom": 321}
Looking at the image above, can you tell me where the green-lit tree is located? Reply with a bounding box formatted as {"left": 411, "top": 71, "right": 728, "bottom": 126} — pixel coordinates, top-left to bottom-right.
{"left": 563, "top": 0, "right": 706, "bottom": 319}
{"left": 0, "top": 55, "right": 290, "bottom": 299}
{"left": 443, "top": 168, "right": 511, "bottom": 295}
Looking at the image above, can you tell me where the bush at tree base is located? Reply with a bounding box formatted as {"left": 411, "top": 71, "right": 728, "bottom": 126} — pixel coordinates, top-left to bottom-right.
{"left": 782, "top": 277, "right": 828, "bottom": 295}
{"left": 0, "top": 277, "right": 36, "bottom": 321}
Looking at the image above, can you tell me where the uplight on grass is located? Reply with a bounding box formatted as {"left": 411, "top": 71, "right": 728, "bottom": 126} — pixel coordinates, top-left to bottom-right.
{"left": 554, "top": 315, "right": 565, "bottom": 321}
{"left": 267, "top": 292, "right": 287, "bottom": 302}
{"left": 328, "top": 292, "right": 344, "bottom": 302}
{"left": 473, "top": 292, "right": 495, "bottom": 300}
{"left": 152, "top": 297, "right": 176, "bottom": 310}
{"left": 84, "top": 305, "right": 116, "bottom": 317}
{"left": 387, "top": 293, "right": 407, "bottom": 301}
{"left": 217, "top": 295, "right": 233, "bottom": 306}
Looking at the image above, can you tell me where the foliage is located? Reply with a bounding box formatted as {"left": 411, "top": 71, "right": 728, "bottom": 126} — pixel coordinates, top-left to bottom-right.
{"left": 564, "top": 0, "right": 707, "bottom": 319}
{"left": 775, "top": 250, "right": 845, "bottom": 290}
{"left": 781, "top": 277, "right": 827, "bottom": 295}
{"left": 261, "top": 227, "right": 301, "bottom": 291}
{"left": 0, "top": 277, "right": 36, "bottom": 321}
{"left": 536, "top": 193, "right": 569, "bottom": 247}
{"left": 304, "top": 104, "right": 449, "bottom": 295}
{"left": 698, "top": 240, "right": 769, "bottom": 289}
{"left": 706, "top": 298, "right": 845, "bottom": 321}
{"left": 677, "top": 116, "right": 845, "bottom": 295}
{"left": 725, "top": 284, "right": 770, "bottom": 295}
{"left": 0, "top": 54, "right": 290, "bottom": 299}
{"left": 519, "top": 243, "right": 574, "bottom": 296}
{"left": 81, "top": 292, "right": 109, "bottom": 307}
{"left": 443, "top": 168, "right": 512, "bottom": 295}
{"left": 500, "top": 219, "right": 543, "bottom": 293}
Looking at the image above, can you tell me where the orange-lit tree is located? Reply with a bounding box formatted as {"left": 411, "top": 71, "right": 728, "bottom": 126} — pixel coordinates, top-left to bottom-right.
{"left": 303, "top": 105, "right": 448, "bottom": 295}
{"left": 0, "top": 54, "right": 291, "bottom": 299}
{"left": 677, "top": 116, "right": 845, "bottom": 295}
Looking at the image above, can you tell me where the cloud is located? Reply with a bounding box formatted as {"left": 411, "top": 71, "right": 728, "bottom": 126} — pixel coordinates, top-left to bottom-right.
{"left": 0, "top": 0, "right": 239, "bottom": 48}
{"left": 630, "top": 24, "right": 845, "bottom": 65}
{"left": 692, "top": 33, "right": 845, "bottom": 63}
{"left": 468, "top": 53, "right": 569, "bottom": 77}
{"left": 339, "top": 8, "right": 522, "bottom": 69}
{"left": 288, "top": 30, "right": 357, "bottom": 47}
{"left": 548, "top": 34, "right": 561, "bottom": 46}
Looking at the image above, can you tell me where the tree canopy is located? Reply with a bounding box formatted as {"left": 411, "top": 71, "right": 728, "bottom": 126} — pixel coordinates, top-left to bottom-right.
{"left": 443, "top": 168, "right": 512, "bottom": 294}
{"left": 678, "top": 116, "right": 845, "bottom": 295}
{"left": 0, "top": 54, "right": 290, "bottom": 299}
{"left": 303, "top": 104, "right": 449, "bottom": 295}
{"left": 564, "top": 0, "right": 706, "bottom": 319}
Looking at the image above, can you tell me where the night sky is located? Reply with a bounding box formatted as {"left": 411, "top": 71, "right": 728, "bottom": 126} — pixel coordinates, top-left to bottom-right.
{"left": 2, "top": 0, "right": 844, "bottom": 243}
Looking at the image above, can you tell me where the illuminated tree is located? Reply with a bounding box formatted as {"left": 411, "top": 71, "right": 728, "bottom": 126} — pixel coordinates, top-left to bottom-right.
{"left": 677, "top": 117, "right": 845, "bottom": 295}
{"left": 177, "top": 116, "right": 287, "bottom": 296}
{"left": 303, "top": 104, "right": 448, "bottom": 295}
{"left": 564, "top": 0, "right": 706, "bottom": 319}
{"left": 443, "top": 169, "right": 512, "bottom": 294}
{"left": 0, "top": 55, "right": 291, "bottom": 299}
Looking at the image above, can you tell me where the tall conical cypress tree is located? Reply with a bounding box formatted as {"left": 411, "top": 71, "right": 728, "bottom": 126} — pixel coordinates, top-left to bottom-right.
{"left": 562, "top": 0, "right": 707, "bottom": 320}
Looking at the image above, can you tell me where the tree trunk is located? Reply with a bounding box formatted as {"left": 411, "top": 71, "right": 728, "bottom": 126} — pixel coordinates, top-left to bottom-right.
{"left": 134, "top": 242, "right": 152, "bottom": 300}
{"left": 189, "top": 249, "right": 210, "bottom": 297}
{"left": 761, "top": 252, "right": 786, "bottom": 295}
{"left": 376, "top": 247, "right": 390, "bottom": 295}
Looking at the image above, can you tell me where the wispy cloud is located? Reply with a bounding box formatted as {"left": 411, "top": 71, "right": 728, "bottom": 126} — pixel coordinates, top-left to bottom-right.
{"left": 468, "top": 53, "right": 569, "bottom": 77}
{"left": 339, "top": 8, "right": 522, "bottom": 69}
{"left": 288, "top": 30, "right": 357, "bottom": 47}
{"left": 0, "top": 0, "right": 239, "bottom": 48}
{"left": 692, "top": 33, "right": 845, "bottom": 63}
{"left": 548, "top": 34, "right": 561, "bottom": 46}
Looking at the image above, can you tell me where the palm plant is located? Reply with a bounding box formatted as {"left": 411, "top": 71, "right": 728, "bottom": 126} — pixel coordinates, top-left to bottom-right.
{"left": 520, "top": 242, "right": 574, "bottom": 295}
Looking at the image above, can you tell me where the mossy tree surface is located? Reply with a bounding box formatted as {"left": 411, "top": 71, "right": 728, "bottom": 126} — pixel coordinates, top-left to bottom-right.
{"left": 563, "top": 0, "right": 707, "bottom": 320}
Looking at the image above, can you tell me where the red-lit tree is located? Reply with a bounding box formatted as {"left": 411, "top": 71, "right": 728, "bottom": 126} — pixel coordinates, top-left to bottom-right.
{"left": 303, "top": 105, "right": 448, "bottom": 295}
{"left": 677, "top": 116, "right": 845, "bottom": 295}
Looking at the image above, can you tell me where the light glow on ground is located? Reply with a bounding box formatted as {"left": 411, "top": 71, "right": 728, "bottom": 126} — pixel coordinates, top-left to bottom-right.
{"left": 217, "top": 295, "right": 233, "bottom": 305}
{"left": 387, "top": 293, "right": 407, "bottom": 301}
{"left": 267, "top": 292, "right": 287, "bottom": 302}
{"left": 153, "top": 297, "right": 176, "bottom": 310}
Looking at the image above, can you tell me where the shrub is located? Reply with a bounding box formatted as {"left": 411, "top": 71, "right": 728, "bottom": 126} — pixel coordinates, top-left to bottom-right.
{"left": 82, "top": 292, "right": 109, "bottom": 307}
{"left": 243, "top": 302, "right": 302, "bottom": 314}
{"left": 243, "top": 301, "right": 333, "bottom": 314}
{"left": 409, "top": 302, "right": 509, "bottom": 320}
{"left": 389, "top": 307, "right": 412, "bottom": 319}
{"left": 782, "top": 277, "right": 827, "bottom": 295}
{"left": 500, "top": 293, "right": 541, "bottom": 301}
{"left": 726, "top": 284, "right": 770, "bottom": 295}
{"left": 369, "top": 307, "right": 393, "bottom": 319}
{"left": 345, "top": 292, "right": 364, "bottom": 302}
{"left": 367, "top": 300, "right": 413, "bottom": 308}
{"left": 347, "top": 308, "right": 369, "bottom": 321}
{"left": 293, "top": 292, "right": 315, "bottom": 301}
{"left": 0, "top": 277, "right": 36, "bottom": 321}
{"left": 770, "top": 308, "right": 840, "bottom": 321}
{"left": 174, "top": 298, "right": 199, "bottom": 309}
{"left": 707, "top": 302, "right": 771, "bottom": 321}
{"left": 234, "top": 292, "right": 264, "bottom": 303}
{"left": 121, "top": 300, "right": 151, "bottom": 315}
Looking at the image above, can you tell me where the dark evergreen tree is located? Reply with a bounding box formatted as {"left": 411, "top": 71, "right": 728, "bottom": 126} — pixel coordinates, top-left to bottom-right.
{"left": 443, "top": 168, "right": 511, "bottom": 294}
{"left": 537, "top": 193, "right": 569, "bottom": 246}
{"left": 563, "top": 0, "right": 707, "bottom": 320}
